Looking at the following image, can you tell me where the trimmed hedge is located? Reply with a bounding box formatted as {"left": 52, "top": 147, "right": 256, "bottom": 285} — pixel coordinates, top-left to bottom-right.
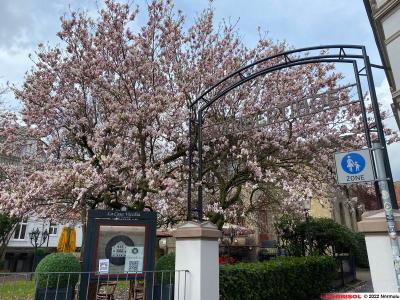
{"left": 220, "top": 256, "right": 336, "bottom": 300}
{"left": 155, "top": 253, "right": 336, "bottom": 299}
{"left": 275, "top": 216, "right": 359, "bottom": 256}
{"left": 275, "top": 216, "right": 371, "bottom": 267}
{"left": 35, "top": 253, "right": 81, "bottom": 289}
{"left": 353, "top": 232, "right": 369, "bottom": 268}
{"left": 155, "top": 252, "right": 175, "bottom": 284}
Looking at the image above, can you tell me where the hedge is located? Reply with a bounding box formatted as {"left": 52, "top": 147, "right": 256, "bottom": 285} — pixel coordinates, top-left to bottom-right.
{"left": 155, "top": 252, "right": 175, "bottom": 284}
{"left": 274, "top": 216, "right": 370, "bottom": 268}
{"left": 353, "top": 232, "right": 369, "bottom": 268}
{"left": 220, "top": 256, "right": 336, "bottom": 300}
{"left": 35, "top": 253, "right": 81, "bottom": 289}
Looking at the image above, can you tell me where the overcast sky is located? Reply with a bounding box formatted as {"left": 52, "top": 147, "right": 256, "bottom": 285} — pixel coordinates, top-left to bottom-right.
{"left": 0, "top": 0, "right": 399, "bottom": 180}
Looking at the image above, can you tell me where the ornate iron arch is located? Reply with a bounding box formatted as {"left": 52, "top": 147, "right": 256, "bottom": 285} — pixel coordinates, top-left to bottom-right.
{"left": 187, "top": 44, "right": 397, "bottom": 222}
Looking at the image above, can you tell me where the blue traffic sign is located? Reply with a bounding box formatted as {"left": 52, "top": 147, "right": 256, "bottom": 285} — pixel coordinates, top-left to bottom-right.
{"left": 335, "top": 149, "right": 374, "bottom": 184}
{"left": 340, "top": 152, "right": 366, "bottom": 174}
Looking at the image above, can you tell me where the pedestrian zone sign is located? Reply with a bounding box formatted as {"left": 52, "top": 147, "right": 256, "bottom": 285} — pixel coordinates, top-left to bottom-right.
{"left": 334, "top": 149, "right": 375, "bottom": 184}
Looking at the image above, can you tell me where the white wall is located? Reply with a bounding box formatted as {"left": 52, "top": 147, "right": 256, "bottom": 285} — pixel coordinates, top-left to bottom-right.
{"left": 365, "top": 234, "right": 398, "bottom": 292}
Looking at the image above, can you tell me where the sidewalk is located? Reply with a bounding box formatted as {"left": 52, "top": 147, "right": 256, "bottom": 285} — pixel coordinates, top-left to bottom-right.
{"left": 342, "top": 268, "right": 373, "bottom": 293}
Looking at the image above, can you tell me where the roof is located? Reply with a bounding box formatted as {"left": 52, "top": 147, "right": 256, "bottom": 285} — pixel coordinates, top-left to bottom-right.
{"left": 156, "top": 230, "right": 173, "bottom": 237}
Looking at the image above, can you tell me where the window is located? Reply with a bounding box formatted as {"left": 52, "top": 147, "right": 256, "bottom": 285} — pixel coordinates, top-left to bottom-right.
{"left": 13, "top": 219, "right": 28, "bottom": 240}
{"left": 49, "top": 223, "right": 58, "bottom": 236}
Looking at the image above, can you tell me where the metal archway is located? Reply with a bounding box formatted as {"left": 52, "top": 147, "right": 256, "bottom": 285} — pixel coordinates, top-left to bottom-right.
{"left": 187, "top": 45, "right": 398, "bottom": 222}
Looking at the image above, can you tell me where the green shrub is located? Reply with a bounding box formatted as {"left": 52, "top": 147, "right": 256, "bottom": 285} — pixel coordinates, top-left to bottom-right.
{"left": 299, "top": 218, "right": 357, "bottom": 255}
{"left": 0, "top": 260, "right": 4, "bottom": 270}
{"left": 275, "top": 216, "right": 361, "bottom": 256}
{"left": 35, "top": 253, "right": 81, "bottom": 289}
{"left": 353, "top": 232, "right": 369, "bottom": 268}
{"left": 274, "top": 214, "right": 304, "bottom": 256}
{"left": 34, "top": 248, "right": 48, "bottom": 256}
{"left": 220, "top": 256, "right": 336, "bottom": 300}
{"left": 155, "top": 252, "right": 175, "bottom": 284}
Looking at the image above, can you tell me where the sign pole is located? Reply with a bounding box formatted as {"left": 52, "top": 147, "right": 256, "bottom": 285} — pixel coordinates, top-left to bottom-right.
{"left": 373, "top": 142, "right": 400, "bottom": 290}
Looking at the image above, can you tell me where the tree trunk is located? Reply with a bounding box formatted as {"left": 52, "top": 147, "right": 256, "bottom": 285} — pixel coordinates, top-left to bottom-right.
{"left": 0, "top": 224, "right": 17, "bottom": 261}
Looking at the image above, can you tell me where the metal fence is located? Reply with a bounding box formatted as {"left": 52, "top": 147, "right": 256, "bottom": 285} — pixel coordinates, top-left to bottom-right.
{"left": 0, "top": 270, "right": 188, "bottom": 300}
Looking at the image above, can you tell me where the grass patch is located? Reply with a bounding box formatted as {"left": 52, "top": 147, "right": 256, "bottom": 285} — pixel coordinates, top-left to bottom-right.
{"left": 0, "top": 278, "right": 144, "bottom": 299}
{"left": 0, "top": 279, "right": 35, "bottom": 300}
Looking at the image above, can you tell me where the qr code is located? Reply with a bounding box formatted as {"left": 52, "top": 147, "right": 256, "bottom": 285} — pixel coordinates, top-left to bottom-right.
{"left": 128, "top": 260, "right": 140, "bottom": 272}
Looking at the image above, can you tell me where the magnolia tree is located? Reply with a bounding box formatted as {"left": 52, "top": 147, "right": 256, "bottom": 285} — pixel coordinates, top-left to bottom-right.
{"left": 0, "top": 0, "right": 397, "bottom": 229}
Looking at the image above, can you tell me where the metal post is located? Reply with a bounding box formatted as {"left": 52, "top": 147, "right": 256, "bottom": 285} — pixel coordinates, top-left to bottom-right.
{"left": 304, "top": 209, "right": 310, "bottom": 256}
{"left": 33, "top": 245, "right": 37, "bottom": 271}
{"left": 353, "top": 61, "right": 382, "bottom": 209}
{"left": 197, "top": 110, "right": 203, "bottom": 222}
{"left": 187, "top": 113, "right": 193, "bottom": 221}
{"left": 363, "top": 50, "right": 398, "bottom": 209}
{"left": 373, "top": 142, "right": 400, "bottom": 290}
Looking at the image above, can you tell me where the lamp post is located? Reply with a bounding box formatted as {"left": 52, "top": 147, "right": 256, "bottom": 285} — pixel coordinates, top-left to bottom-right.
{"left": 226, "top": 226, "right": 237, "bottom": 262}
{"left": 304, "top": 198, "right": 311, "bottom": 222}
{"left": 29, "top": 227, "right": 49, "bottom": 270}
{"left": 303, "top": 199, "right": 311, "bottom": 256}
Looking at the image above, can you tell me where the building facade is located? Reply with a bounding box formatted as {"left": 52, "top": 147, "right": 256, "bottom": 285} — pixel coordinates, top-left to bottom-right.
{"left": 4, "top": 218, "right": 82, "bottom": 272}
{"left": 310, "top": 189, "right": 360, "bottom": 232}
{"left": 364, "top": 0, "right": 400, "bottom": 129}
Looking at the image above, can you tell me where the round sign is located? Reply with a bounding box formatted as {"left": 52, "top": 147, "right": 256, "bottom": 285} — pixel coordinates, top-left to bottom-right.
{"left": 341, "top": 153, "right": 365, "bottom": 174}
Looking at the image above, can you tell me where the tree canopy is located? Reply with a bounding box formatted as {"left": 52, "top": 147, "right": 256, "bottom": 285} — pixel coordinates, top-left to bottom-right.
{"left": 0, "top": 0, "right": 396, "bottom": 227}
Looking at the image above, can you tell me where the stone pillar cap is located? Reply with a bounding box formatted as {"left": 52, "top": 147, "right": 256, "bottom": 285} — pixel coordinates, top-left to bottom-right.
{"left": 358, "top": 209, "right": 400, "bottom": 233}
{"left": 174, "top": 221, "right": 221, "bottom": 239}
{"left": 361, "top": 209, "right": 400, "bottom": 219}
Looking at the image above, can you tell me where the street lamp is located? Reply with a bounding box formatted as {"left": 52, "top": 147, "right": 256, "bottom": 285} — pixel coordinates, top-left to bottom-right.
{"left": 226, "top": 226, "right": 237, "bottom": 262}
{"left": 29, "top": 227, "right": 49, "bottom": 270}
{"left": 303, "top": 199, "right": 311, "bottom": 256}
{"left": 303, "top": 198, "right": 311, "bottom": 221}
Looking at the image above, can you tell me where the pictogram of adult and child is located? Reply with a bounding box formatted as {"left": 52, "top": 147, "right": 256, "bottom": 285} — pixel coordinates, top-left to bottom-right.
{"left": 341, "top": 153, "right": 365, "bottom": 174}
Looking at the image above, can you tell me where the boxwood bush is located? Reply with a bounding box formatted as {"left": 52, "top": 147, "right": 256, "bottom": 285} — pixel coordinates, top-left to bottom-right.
{"left": 353, "top": 232, "right": 369, "bottom": 268}
{"left": 220, "top": 256, "right": 336, "bottom": 300}
{"left": 35, "top": 253, "right": 81, "bottom": 289}
{"left": 275, "top": 216, "right": 370, "bottom": 268}
{"left": 155, "top": 253, "right": 336, "bottom": 299}
{"left": 275, "top": 216, "right": 358, "bottom": 256}
{"left": 155, "top": 252, "right": 175, "bottom": 284}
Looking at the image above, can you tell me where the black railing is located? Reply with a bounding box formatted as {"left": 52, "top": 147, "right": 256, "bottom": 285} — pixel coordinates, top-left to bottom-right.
{"left": 0, "top": 270, "right": 188, "bottom": 300}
